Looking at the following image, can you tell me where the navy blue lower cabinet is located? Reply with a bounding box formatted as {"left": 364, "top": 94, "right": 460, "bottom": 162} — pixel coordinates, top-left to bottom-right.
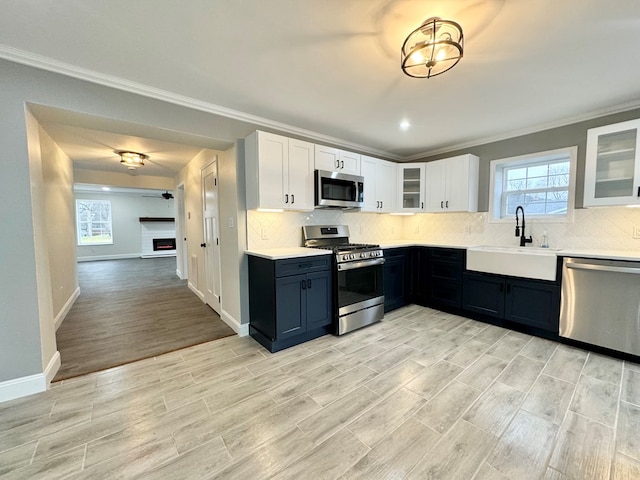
{"left": 462, "top": 272, "right": 505, "bottom": 318}
{"left": 274, "top": 274, "right": 306, "bottom": 340}
{"left": 249, "top": 255, "right": 333, "bottom": 352}
{"left": 463, "top": 271, "right": 560, "bottom": 332}
{"left": 383, "top": 249, "right": 408, "bottom": 312}
{"left": 305, "top": 270, "right": 333, "bottom": 330}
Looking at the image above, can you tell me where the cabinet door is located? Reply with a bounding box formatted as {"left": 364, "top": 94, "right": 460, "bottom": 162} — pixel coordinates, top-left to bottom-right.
{"left": 584, "top": 119, "right": 640, "bottom": 206}
{"left": 315, "top": 145, "right": 342, "bottom": 172}
{"left": 288, "top": 139, "right": 314, "bottom": 210}
{"left": 257, "top": 131, "right": 288, "bottom": 209}
{"left": 446, "top": 154, "right": 479, "bottom": 212}
{"left": 505, "top": 278, "right": 560, "bottom": 331}
{"left": 383, "top": 254, "right": 406, "bottom": 312}
{"left": 398, "top": 164, "right": 425, "bottom": 212}
{"left": 275, "top": 274, "right": 306, "bottom": 339}
{"left": 339, "top": 150, "right": 361, "bottom": 175}
{"left": 360, "top": 155, "right": 379, "bottom": 212}
{"left": 425, "top": 160, "right": 447, "bottom": 212}
{"left": 305, "top": 270, "right": 333, "bottom": 330}
{"left": 377, "top": 160, "right": 397, "bottom": 212}
{"left": 462, "top": 272, "right": 505, "bottom": 318}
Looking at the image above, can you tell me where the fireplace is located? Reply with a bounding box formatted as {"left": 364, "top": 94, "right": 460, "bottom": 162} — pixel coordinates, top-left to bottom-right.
{"left": 153, "top": 238, "right": 176, "bottom": 251}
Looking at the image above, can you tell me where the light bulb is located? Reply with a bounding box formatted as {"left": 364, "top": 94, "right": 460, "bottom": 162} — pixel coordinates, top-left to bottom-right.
{"left": 436, "top": 49, "right": 446, "bottom": 61}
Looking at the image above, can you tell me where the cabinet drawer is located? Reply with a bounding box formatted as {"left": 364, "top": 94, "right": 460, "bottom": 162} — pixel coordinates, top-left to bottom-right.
{"left": 431, "top": 261, "right": 462, "bottom": 283}
{"left": 429, "top": 248, "right": 464, "bottom": 264}
{"left": 275, "top": 256, "right": 331, "bottom": 277}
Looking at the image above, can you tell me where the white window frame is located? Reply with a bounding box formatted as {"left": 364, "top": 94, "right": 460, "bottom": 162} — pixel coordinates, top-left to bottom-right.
{"left": 488, "top": 146, "right": 578, "bottom": 223}
{"left": 76, "top": 199, "right": 114, "bottom": 245}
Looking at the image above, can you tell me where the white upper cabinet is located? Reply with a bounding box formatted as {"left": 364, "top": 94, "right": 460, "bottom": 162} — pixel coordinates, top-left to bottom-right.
{"left": 425, "top": 154, "right": 479, "bottom": 213}
{"left": 315, "top": 144, "right": 361, "bottom": 175}
{"left": 584, "top": 119, "right": 640, "bottom": 207}
{"left": 361, "top": 155, "right": 397, "bottom": 213}
{"left": 245, "top": 131, "right": 314, "bottom": 211}
{"left": 397, "top": 163, "right": 426, "bottom": 212}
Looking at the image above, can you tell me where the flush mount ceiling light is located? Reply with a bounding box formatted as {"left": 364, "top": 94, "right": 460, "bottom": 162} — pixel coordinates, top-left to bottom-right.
{"left": 117, "top": 150, "right": 147, "bottom": 169}
{"left": 401, "top": 17, "right": 464, "bottom": 78}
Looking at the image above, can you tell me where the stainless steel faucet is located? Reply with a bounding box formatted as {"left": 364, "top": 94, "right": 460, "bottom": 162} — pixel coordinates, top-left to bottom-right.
{"left": 515, "top": 206, "right": 533, "bottom": 247}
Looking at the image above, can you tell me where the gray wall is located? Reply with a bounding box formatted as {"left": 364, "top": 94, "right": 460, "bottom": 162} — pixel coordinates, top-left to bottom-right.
{"left": 39, "top": 126, "right": 78, "bottom": 323}
{"left": 75, "top": 192, "right": 176, "bottom": 260}
{"left": 417, "top": 108, "right": 640, "bottom": 211}
{"left": 0, "top": 58, "right": 254, "bottom": 385}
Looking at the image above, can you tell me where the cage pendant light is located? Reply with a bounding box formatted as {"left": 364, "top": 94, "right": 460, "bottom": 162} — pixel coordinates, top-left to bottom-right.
{"left": 401, "top": 17, "right": 464, "bottom": 78}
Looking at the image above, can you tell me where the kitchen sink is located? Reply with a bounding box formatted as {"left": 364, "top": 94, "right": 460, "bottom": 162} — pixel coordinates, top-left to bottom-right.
{"left": 466, "top": 245, "right": 559, "bottom": 281}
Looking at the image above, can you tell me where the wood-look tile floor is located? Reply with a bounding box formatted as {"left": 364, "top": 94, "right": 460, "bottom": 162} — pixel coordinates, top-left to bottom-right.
{"left": 4, "top": 305, "right": 640, "bottom": 479}
{"left": 54, "top": 258, "right": 235, "bottom": 381}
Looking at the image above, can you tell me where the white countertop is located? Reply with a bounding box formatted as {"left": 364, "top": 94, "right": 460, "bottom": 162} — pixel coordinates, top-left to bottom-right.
{"left": 247, "top": 243, "right": 640, "bottom": 262}
{"left": 246, "top": 247, "right": 332, "bottom": 260}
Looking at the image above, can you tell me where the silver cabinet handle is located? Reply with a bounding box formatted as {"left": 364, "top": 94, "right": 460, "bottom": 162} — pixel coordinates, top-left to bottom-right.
{"left": 566, "top": 263, "right": 640, "bottom": 275}
{"left": 291, "top": 194, "right": 295, "bottom": 204}
{"left": 337, "top": 258, "right": 385, "bottom": 271}
{"left": 446, "top": 200, "right": 449, "bottom": 208}
{"left": 440, "top": 201, "right": 443, "bottom": 208}
{"left": 341, "top": 160, "right": 344, "bottom": 169}
{"left": 284, "top": 194, "right": 289, "bottom": 203}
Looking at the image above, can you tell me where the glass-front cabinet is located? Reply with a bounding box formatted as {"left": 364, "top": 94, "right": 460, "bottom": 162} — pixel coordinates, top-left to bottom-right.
{"left": 584, "top": 119, "right": 640, "bottom": 207}
{"left": 398, "top": 164, "right": 425, "bottom": 212}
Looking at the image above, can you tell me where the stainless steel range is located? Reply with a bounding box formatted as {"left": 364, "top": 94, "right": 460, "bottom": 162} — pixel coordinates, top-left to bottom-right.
{"left": 303, "top": 225, "right": 385, "bottom": 335}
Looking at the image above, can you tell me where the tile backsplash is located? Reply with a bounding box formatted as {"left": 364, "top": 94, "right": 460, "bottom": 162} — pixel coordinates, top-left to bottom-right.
{"left": 247, "top": 207, "right": 640, "bottom": 252}
{"left": 247, "top": 210, "right": 404, "bottom": 249}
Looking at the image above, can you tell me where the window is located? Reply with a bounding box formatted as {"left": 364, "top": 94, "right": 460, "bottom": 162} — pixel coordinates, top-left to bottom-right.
{"left": 489, "top": 147, "right": 577, "bottom": 221}
{"left": 76, "top": 199, "right": 113, "bottom": 245}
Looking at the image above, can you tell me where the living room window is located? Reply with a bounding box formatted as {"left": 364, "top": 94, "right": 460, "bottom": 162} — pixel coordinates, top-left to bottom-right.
{"left": 489, "top": 146, "right": 577, "bottom": 221}
{"left": 76, "top": 199, "right": 113, "bottom": 245}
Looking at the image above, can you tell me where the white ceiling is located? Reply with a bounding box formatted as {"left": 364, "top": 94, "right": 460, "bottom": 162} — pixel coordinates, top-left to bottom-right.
{"left": 2, "top": 0, "right": 640, "bottom": 161}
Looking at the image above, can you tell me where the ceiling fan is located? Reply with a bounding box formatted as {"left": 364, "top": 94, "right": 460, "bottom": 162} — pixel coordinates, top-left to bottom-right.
{"left": 142, "top": 190, "right": 174, "bottom": 200}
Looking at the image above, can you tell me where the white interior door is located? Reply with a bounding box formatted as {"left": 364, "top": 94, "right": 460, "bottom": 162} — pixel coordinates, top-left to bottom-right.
{"left": 201, "top": 161, "right": 221, "bottom": 313}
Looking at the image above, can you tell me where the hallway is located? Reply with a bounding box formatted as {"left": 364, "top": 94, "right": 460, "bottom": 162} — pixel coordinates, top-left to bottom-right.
{"left": 54, "top": 257, "right": 235, "bottom": 381}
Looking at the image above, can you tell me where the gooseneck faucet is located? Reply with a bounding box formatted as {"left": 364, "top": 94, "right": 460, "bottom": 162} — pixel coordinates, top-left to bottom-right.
{"left": 515, "top": 206, "right": 533, "bottom": 247}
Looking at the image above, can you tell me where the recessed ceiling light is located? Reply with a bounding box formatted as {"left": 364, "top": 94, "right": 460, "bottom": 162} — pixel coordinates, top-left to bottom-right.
{"left": 400, "top": 120, "right": 411, "bottom": 131}
{"left": 102, "top": 187, "right": 111, "bottom": 191}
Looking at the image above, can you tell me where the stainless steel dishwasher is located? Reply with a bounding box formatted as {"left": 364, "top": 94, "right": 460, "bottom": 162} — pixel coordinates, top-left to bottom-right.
{"left": 560, "top": 257, "right": 640, "bottom": 356}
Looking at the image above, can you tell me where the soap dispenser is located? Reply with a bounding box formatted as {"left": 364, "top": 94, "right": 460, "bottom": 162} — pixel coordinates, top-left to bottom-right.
{"left": 541, "top": 231, "right": 549, "bottom": 248}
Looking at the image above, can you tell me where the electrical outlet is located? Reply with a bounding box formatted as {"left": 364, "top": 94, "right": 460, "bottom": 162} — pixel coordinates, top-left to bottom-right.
{"left": 633, "top": 225, "right": 640, "bottom": 239}
{"left": 261, "top": 227, "right": 270, "bottom": 240}
{"left": 414, "top": 225, "right": 420, "bottom": 234}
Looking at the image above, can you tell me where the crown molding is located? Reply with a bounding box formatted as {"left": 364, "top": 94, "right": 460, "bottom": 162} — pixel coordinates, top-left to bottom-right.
{"left": 403, "top": 99, "right": 640, "bottom": 161}
{"left": 0, "top": 44, "right": 401, "bottom": 161}
{"left": 4, "top": 44, "right": 638, "bottom": 164}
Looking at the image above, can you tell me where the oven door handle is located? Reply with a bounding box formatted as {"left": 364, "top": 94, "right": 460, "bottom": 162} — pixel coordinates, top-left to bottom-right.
{"left": 337, "top": 258, "right": 385, "bottom": 271}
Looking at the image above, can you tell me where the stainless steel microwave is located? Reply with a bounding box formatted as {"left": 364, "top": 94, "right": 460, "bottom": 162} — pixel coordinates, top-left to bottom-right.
{"left": 314, "top": 170, "right": 364, "bottom": 209}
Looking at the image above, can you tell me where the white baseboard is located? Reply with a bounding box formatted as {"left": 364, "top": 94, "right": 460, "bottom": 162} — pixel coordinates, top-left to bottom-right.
{"left": 77, "top": 253, "right": 141, "bottom": 262}
{"left": 0, "top": 351, "right": 61, "bottom": 403}
{"left": 176, "top": 268, "right": 182, "bottom": 279}
{"left": 0, "top": 374, "right": 46, "bottom": 403}
{"left": 188, "top": 282, "right": 205, "bottom": 301}
{"left": 54, "top": 287, "right": 80, "bottom": 331}
{"left": 221, "top": 309, "right": 249, "bottom": 336}
{"left": 45, "top": 351, "right": 61, "bottom": 384}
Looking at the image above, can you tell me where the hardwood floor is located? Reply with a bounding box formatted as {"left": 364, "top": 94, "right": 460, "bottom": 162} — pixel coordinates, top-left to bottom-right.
{"left": 3, "top": 305, "right": 640, "bottom": 479}
{"left": 53, "top": 258, "right": 234, "bottom": 381}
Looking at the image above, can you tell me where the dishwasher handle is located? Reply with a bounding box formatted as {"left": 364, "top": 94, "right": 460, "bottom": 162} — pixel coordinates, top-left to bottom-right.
{"left": 566, "top": 262, "right": 640, "bottom": 275}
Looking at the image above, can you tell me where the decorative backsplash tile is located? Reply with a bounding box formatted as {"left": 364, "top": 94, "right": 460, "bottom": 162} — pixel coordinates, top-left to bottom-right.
{"left": 402, "top": 207, "right": 640, "bottom": 251}
{"left": 247, "top": 210, "right": 403, "bottom": 249}
{"left": 248, "top": 207, "right": 640, "bottom": 252}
